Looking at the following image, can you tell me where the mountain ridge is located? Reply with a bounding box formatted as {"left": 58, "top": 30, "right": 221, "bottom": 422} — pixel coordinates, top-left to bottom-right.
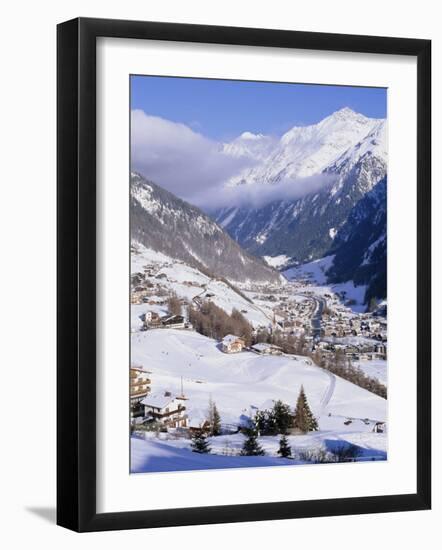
{"left": 216, "top": 108, "right": 387, "bottom": 277}
{"left": 130, "top": 172, "right": 282, "bottom": 285}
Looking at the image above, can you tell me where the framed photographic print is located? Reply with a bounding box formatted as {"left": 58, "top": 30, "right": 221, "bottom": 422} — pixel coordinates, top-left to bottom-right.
{"left": 57, "top": 18, "right": 431, "bottom": 532}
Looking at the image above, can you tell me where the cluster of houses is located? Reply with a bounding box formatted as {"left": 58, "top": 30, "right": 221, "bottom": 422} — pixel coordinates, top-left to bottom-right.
{"left": 141, "top": 311, "right": 189, "bottom": 331}
{"left": 131, "top": 378, "right": 211, "bottom": 433}
{"left": 273, "top": 298, "right": 315, "bottom": 334}
{"left": 131, "top": 284, "right": 170, "bottom": 306}
{"left": 130, "top": 361, "right": 198, "bottom": 430}
{"left": 220, "top": 334, "right": 284, "bottom": 356}
{"left": 246, "top": 283, "right": 388, "bottom": 363}
{"left": 130, "top": 259, "right": 177, "bottom": 305}
{"left": 321, "top": 310, "right": 387, "bottom": 342}
{"left": 314, "top": 339, "right": 387, "bottom": 361}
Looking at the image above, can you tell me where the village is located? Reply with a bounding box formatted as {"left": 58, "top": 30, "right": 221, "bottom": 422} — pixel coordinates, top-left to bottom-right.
{"left": 129, "top": 246, "right": 388, "bottom": 457}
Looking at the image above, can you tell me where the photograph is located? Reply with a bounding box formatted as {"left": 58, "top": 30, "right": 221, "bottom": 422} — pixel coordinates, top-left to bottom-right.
{"left": 129, "top": 76, "right": 388, "bottom": 474}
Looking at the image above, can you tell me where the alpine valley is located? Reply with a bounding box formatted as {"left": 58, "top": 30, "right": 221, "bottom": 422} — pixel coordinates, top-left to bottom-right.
{"left": 131, "top": 172, "right": 281, "bottom": 285}
{"left": 129, "top": 105, "right": 388, "bottom": 474}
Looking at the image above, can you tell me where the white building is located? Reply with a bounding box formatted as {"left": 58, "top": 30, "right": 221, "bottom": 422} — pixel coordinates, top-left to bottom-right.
{"left": 142, "top": 391, "right": 188, "bottom": 428}
{"left": 221, "top": 334, "right": 245, "bottom": 353}
{"left": 251, "top": 343, "right": 283, "bottom": 356}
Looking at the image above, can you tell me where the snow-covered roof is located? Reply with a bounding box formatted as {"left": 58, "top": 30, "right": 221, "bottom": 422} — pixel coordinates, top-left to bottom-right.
{"left": 222, "top": 334, "right": 243, "bottom": 345}
{"left": 142, "top": 393, "right": 175, "bottom": 409}
{"left": 130, "top": 365, "right": 150, "bottom": 373}
{"left": 252, "top": 343, "right": 271, "bottom": 351}
{"left": 252, "top": 343, "right": 282, "bottom": 352}
{"left": 188, "top": 410, "right": 208, "bottom": 428}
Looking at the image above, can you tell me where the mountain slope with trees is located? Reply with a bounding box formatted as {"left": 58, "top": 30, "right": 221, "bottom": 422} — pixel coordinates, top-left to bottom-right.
{"left": 131, "top": 172, "right": 281, "bottom": 285}
{"left": 216, "top": 108, "right": 387, "bottom": 265}
{"left": 326, "top": 177, "right": 387, "bottom": 304}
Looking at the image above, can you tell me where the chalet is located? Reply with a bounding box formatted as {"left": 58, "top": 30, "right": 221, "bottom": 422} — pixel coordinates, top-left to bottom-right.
{"left": 131, "top": 294, "right": 142, "bottom": 305}
{"left": 251, "top": 343, "right": 283, "bottom": 356}
{"left": 221, "top": 334, "right": 245, "bottom": 354}
{"left": 143, "top": 310, "right": 162, "bottom": 327}
{"left": 142, "top": 391, "right": 188, "bottom": 428}
{"left": 161, "top": 314, "right": 185, "bottom": 329}
{"left": 188, "top": 414, "right": 211, "bottom": 434}
{"left": 130, "top": 366, "right": 151, "bottom": 418}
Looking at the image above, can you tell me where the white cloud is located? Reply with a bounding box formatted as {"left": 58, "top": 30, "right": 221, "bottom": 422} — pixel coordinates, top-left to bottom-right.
{"left": 131, "top": 110, "right": 254, "bottom": 204}
{"left": 131, "top": 109, "right": 335, "bottom": 211}
{"left": 197, "top": 173, "right": 336, "bottom": 211}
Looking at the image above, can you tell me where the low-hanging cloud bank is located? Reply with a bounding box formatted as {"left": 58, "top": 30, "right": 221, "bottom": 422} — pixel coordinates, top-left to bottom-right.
{"left": 131, "top": 110, "right": 255, "bottom": 203}
{"left": 131, "top": 109, "right": 334, "bottom": 212}
{"left": 196, "top": 173, "right": 336, "bottom": 211}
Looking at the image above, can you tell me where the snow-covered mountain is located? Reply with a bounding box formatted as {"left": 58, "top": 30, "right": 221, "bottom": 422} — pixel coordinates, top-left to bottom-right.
{"left": 216, "top": 108, "right": 387, "bottom": 270}
{"left": 222, "top": 131, "right": 277, "bottom": 161}
{"left": 224, "top": 107, "right": 386, "bottom": 186}
{"left": 131, "top": 172, "right": 281, "bottom": 285}
{"left": 326, "top": 177, "right": 387, "bottom": 305}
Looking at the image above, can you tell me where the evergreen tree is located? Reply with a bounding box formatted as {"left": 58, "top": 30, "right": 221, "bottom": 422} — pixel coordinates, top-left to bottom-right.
{"left": 190, "top": 431, "right": 211, "bottom": 454}
{"left": 293, "top": 385, "right": 319, "bottom": 433}
{"left": 255, "top": 409, "right": 277, "bottom": 436}
{"left": 208, "top": 397, "right": 222, "bottom": 436}
{"left": 277, "top": 434, "right": 292, "bottom": 458}
{"left": 272, "top": 400, "right": 293, "bottom": 434}
{"left": 240, "top": 427, "right": 265, "bottom": 456}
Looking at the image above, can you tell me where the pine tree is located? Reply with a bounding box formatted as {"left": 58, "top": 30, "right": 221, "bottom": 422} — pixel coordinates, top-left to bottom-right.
{"left": 240, "top": 427, "right": 265, "bottom": 456}
{"left": 272, "top": 400, "right": 293, "bottom": 434}
{"left": 190, "top": 431, "right": 211, "bottom": 454}
{"left": 208, "top": 398, "right": 222, "bottom": 436}
{"left": 255, "top": 409, "right": 277, "bottom": 436}
{"left": 293, "top": 385, "right": 319, "bottom": 433}
{"left": 277, "top": 434, "right": 292, "bottom": 458}
{"left": 211, "top": 402, "right": 221, "bottom": 436}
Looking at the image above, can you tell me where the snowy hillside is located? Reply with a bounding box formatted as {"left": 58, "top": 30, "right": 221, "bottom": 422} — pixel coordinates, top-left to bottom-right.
{"left": 132, "top": 329, "right": 386, "bottom": 426}
{"left": 283, "top": 256, "right": 368, "bottom": 313}
{"left": 353, "top": 359, "right": 387, "bottom": 386}
{"left": 132, "top": 429, "right": 386, "bottom": 473}
{"left": 284, "top": 255, "right": 336, "bottom": 285}
{"left": 131, "top": 328, "right": 387, "bottom": 473}
{"left": 131, "top": 243, "right": 276, "bottom": 328}
{"left": 131, "top": 172, "right": 281, "bottom": 285}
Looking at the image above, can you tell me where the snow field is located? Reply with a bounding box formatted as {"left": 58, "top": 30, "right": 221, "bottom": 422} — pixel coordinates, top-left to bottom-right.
{"left": 132, "top": 329, "right": 386, "bottom": 431}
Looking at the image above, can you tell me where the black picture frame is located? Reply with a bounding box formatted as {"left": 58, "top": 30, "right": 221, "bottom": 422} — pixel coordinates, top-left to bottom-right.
{"left": 57, "top": 17, "right": 431, "bottom": 532}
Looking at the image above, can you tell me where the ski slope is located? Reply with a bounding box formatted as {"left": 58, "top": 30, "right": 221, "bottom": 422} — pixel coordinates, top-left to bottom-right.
{"left": 131, "top": 329, "right": 387, "bottom": 473}
{"left": 132, "top": 329, "right": 386, "bottom": 431}
{"left": 354, "top": 359, "right": 388, "bottom": 386}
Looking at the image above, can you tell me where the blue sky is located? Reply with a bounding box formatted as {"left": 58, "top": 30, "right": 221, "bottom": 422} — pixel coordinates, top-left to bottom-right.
{"left": 131, "top": 75, "right": 386, "bottom": 140}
